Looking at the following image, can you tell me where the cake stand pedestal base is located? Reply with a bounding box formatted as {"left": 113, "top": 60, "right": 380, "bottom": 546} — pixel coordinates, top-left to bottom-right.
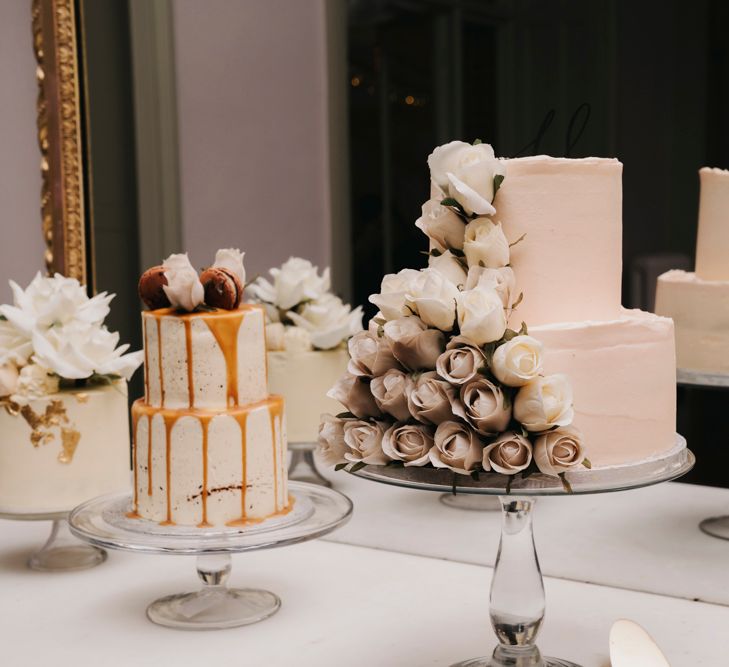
{"left": 451, "top": 647, "right": 579, "bottom": 667}
{"left": 288, "top": 442, "right": 331, "bottom": 487}
{"left": 699, "top": 515, "right": 729, "bottom": 540}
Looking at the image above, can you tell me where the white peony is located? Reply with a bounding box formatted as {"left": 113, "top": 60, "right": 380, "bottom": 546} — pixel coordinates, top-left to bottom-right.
{"left": 162, "top": 253, "right": 204, "bottom": 311}
{"left": 11, "top": 363, "right": 60, "bottom": 405}
{"left": 213, "top": 248, "right": 246, "bottom": 286}
{"left": 465, "top": 265, "right": 515, "bottom": 308}
{"left": 414, "top": 199, "right": 466, "bottom": 251}
{"left": 428, "top": 250, "right": 468, "bottom": 287}
{"left": 0, "top": 362, "right": 19, "bottom": 397}
{"left": 248, "top": 257, "right": 330, "bottom": 311}
{"left": 286, "top": 293, "right": 363, "bottom": 350}
{"left": 491, "top": 335, "right": 544, "bottom": 387}
{"left": 456, "top": 285, "right": 507, "bottom": 345}
{"left": 464, "top": 219, "right": 510, "bottom": 269}
{"left": 404, "top": 269, "right": 459, "bottom": 332}
{"left": 0, "top": 319, "right": 33, "bottom": 366}
{"left": 368, "top": 268, "right": 421, "bottom": 321}
{"left": 514, "top": 374, "right": 574, "bottom": 433}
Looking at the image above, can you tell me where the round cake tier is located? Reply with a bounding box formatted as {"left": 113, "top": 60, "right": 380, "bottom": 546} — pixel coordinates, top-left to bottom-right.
{"left": 655, "top": 269, "right": 729, "bottom": 373}
{"left": 695, "top": 167, "right": 729, "bottom": 281}
{"left": 496, "top": 156, "right": 623, "bottom": 326}
{"left": 142, "top": 305, "right": 268, "bottom": 411}
{"left": 130, "top": 396, "right": 288, "bottom": 528}
{"left": 530, "top": 309, "right": 676, "bottom": 468}
{"left": 267, "top": 348, "right": 348, "bottom": 443}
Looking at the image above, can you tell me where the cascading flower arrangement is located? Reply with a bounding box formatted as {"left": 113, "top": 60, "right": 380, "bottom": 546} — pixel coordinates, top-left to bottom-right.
{"left": 318, "top": 140, "right": 589, "bottom": 490}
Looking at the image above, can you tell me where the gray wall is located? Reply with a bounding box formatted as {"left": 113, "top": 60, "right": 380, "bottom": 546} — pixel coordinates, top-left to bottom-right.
{"left": 0, "top": 3, "right": 45, "bottom": 302}
{"left": 172, "top": 0, "right": 333, "bottom": 278}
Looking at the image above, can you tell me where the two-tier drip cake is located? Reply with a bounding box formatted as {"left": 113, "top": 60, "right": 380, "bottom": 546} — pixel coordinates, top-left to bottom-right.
{"left": 130, "top": 250, "right": 289, "bottom": 527}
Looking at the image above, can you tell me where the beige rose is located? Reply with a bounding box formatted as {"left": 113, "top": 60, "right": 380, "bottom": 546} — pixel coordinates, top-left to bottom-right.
{"left": 459, "top": 378, "right": 511, "bottom": 435}
{"left": 343, "top": 420, "right": 389, "bottom": 465}
{"left": 463, "top": 219, "right": 510, "bottom": 269}
{"left": 429, "top": 421, "right": 483, "bottom": 474}
{"left": 533, "top": 426, "right": 586, "bottom": 475}
{"left": 465, "top": 266, "right": 516, "bottom": 308}
{"left": 428, "top": 250, "right": 468, "bottom": 288}
{"left": 514, "top": 374, "right": 574, "bottom": 433}
{"left": 491, "top": 335, "right": 543, "bottom": 387}
{"left": 370, "top": 368, "right": 414, "bottom": 421}
{"left": 327, "top": 373, "right": 381, "bottom": 418}
{"left": 347, "top": 331, "right": 399, "bottom": 377}
{"left": 383, "top": 317, "right": 445, "bottom": 371}
{"left": 407, "top": 371, "right": 459, "bottom": 425}
{"left": 317, "top": 414, "right": 349, "bottom": 467}
{"left": 436, "top": 336, "right": 486, "bottom": 386}
{"left": 415, "top": 198, "right": 466, "bottom": 251}
{"left": 456, "top": 285, "right": 507, "bottom": 345}
{"left": 382, "top": 422, "right": 434, "bottom": 466}
{"left": 482, "top": 431, "right": 533, "bottom": 475}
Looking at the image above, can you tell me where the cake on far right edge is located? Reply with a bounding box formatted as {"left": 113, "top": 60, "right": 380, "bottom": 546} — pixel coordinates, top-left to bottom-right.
{"left": 655, "top": 167, "right": 729, "bottom": 374}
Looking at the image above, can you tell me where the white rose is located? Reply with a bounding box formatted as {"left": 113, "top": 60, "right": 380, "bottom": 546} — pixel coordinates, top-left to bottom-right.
{"left": 404, "top": 269, "right": 459, "bottom": 332}
{"left": 0, "top": 362, "right": 19, "bottom": 397}
{"left": 317, "top": 414, "right": 349, "bottom": 467}
{"left": 382, "top": 317, "right": 445, "bottom": 371}
{"left": 491, "top": 335, "right": 543, "bottom": 387}
{"left": 414, "top": 198, "right": 466, "bottom": 251}
{"left": 265, "top": 322, "right": 286, "bottom": 351}
{"left": 464, "top": 219, "right": 510, "bottom": 269}
{"left": 368, "top": 269, "right": 421, "bottom": 321}
{"left": 283, "top": 325, "right": 312, "bottom": 352}
{"left": 343, "top": 420, "right": 389, "bottom": 465}
{"left": 456, "top": 285, "right": 507, "bottom": 345}
{"left": 465, "top": 266, "right": 515, "bottom": 308}
{"left": 428, "top": 142, "right": 506, "bottom": 217}
{"left": 370, "top": 368, "right": 413, "bottom": 421}
{"left": 10, "top": 363, "right": 60, "bottom": 405}
{"left": 407, "top": 371, "right": 459, "bottom": 425}
{"left": 483, "top": 431, "right": 533, "bottom": 475}
{"left": 347, "top": 331, "right": 399, "bottom": 377}
{"left": 162, "top": 253, "right": 204, "bottom": 312}
{"left": 514, "top": 374, "right": 574, "bottom": 433}
{"left": 287, "top": 294, "right": 363, "bottom": 350}
{"left": 248, "top": 257, "right": 330, "bottom": 311}
{"left": 382, "top": 422, "right": 434, "bottom": 467}
{"left": 429, "top": 421, "right": 483, "bottom": 474}
{"left": 428, "top": 250, "right": 468, "bottom": 287}
{"left": 327, "top": 373, "right": 381, "bottom": 418}
{"left": 213, "top": 248, "right": 246, "bottom": 286}
{"left": 533, "top": 426, "right": 586, "bottom": 476}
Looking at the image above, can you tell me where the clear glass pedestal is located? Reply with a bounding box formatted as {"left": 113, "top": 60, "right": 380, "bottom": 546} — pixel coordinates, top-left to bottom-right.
{"left": 288, "top": 442, "right": 331, "bottom": 487}
{"left": 69, "top": 481, "right": 352, "bottom": 629}
{"left": 350, "top": 436, "right": 693, "bottom": 667}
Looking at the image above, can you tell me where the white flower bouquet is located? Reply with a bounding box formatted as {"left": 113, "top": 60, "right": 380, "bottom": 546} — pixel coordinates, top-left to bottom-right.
{"left": 0, "top": 272, "right": 143, "bottom": 405}
{"left": 319, "top": 140, "right": 589, "bottom": 489}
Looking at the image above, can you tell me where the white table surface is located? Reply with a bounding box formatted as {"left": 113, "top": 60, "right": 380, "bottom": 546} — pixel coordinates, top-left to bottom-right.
{"left": 1, "top": 519, "right": 728, "bottom": 667}
{"left": 320, "top": 466, "right": 729, "bottom": 606}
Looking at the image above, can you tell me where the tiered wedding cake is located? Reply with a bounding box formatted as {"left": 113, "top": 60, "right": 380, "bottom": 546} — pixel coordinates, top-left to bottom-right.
{"left": 131, "top": 250, "right": 288, "bottom": 527}
{"left": 319, "top": 142, "right": 678, "bottom": 482}
{"left": 655, "top": 167, "right": 729, "bottom": 374}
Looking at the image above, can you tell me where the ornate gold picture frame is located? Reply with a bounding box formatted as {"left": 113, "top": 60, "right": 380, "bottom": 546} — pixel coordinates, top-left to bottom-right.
{"left": 32, "top": 0, "right": 89, "bottom": 285}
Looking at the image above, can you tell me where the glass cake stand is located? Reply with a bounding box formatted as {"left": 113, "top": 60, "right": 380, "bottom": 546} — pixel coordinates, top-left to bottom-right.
{"left": 677, "top": 367, "right": 729, "bottom": 540}
{"left": 0, "top": 509, "right": 107, "bottom": 572}
{"left": 68, "top": 481, "right": 352, "bottom": 629}
{"left": 350, "top": 436, "right": 693, "bottom": 667}
{"left": 288, "top": 441, "right": 331, "bottom": 487}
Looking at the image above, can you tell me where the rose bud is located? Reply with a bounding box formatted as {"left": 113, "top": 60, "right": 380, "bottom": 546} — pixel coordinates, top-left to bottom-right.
{"left": 200, "top": 267, "right": 243, "bottom": 310}
{"left": 138, "top": 265, "right": 171, "bottom": 310}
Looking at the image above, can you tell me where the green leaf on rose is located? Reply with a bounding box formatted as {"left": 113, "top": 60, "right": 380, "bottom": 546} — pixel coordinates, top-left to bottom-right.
{"left": 505, "top": 475, "right": 513, "bottom": 495}
{"left": 518, "top": 321, "right": 528, "bottom": 336}
{"left": 509, "top": 232, "right": 527, "bottom": 248}
{"left": 582, "top": 458, "right": 592, "bottom": 469}
{"left": 349, "top": 461, "right": 368, "bottom": 473}
{"left": 0, "top": 315, "right": 6, "bottom": 321}
{"left": 334, "top": 463, "right": 348, "bottom": 471}
{"left": 493, "top": 174, "right": 505, "bottom": 200}
{"left": 473, "top": 138, "right": 482, "bottom": 145}
{"left": 336, "top": 411, "right": 356, "bottom": 419}
{"left": 558, "top": 472, "right": 573, "bottom": 493}
{"left": 510, "top": 292, "right": 524, "bottom": 310}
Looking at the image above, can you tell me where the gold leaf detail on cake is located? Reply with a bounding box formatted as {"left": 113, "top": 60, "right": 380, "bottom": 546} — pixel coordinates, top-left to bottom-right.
{"left": 58, "top": 427, "right": 81, "bottom": 463}
{"left": 20, "top": 400, "right": 70, "bottom": 448}
{"left": 1, "top": 399, "right": 21, "bottom": 417}
{"left": 74, "top": 392, "right": 90, "bottom": 404}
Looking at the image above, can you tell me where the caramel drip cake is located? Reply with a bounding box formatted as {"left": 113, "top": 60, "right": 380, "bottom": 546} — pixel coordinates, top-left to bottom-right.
{"left": 131, "top": 250, "right": 289, "bottom": 527}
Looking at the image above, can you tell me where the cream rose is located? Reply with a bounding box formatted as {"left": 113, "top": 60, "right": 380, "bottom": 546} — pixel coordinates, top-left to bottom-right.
{"left": 162, "top": 253, "right": 204, "bottom": 311}
{"left": 343, "top": 420, "right": 389, "bottom": 465}
{"left": 407, "top": 371, "right": 458, "bottom": 425}
{"left": 327, "top": 373, "right": 381, "bottom": 418}
{"left": 514, "top": 374, "right": 574, "bottom": 433}
{"left": 435, "top": 336, "right": 485, "bottom": 386}
{"left": 212, "top": 248, "right": 246, "bottom": 286}
{"left": 248, "top": 257, "right": 330, "bottom": 310}
{"left": 287, "top": 293, "right": 363, "bottom": 350}
{"left": 347, "top": 331, "right": 399, "bottom": 377}
{"left": 383, "top": 317, "right": 445, "bottom": 371}
{"left": 429, "top": 421, "right": 483, "bottom": 474}
{"left": 368, "top": 268, "right": 421, "bottom": 321}
{"left": 428, "top": 250, "right": 468, "bottom": 287}
{"left": 491, "top": 335, "right": 544, "bottom": 387}
{"left": 11, "top": 363, "right": 60, "bottom": 405}
{"left": 456, "top": 285, "right": 507, "bottom": 346}
{"left": 0, "top": 363, "right": 19, "bottom": 397}
{"left": 482, "top": 431, "right": 533, "bottom": 475}
{"left": 404, "top": 268, "right": 459, "bottom": 332}
{"left": 370, "top": 368, "right": 413, "bottom": 421}
{"left": 533, "top": 426, "right": 586, "bottom": 475}
{"left": 317, "top": 414, "right": 349, "bottom": 467}
{"left": 265, "top": 322, "right": 286, "bottom": 351}
{"left": 465, "top": 266, "right": 515, "bottom": 308}
{"left": 415, "top": 199, "right": 466, "bottom": 251}
{"left": 458, "top": 377, "right": 511, "bottom": 435}
{"left": 464, "top": 219, "right": 510, "bottom": 269}
{"left": 382, "top": 422, "right": 434, "bottom": 466}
